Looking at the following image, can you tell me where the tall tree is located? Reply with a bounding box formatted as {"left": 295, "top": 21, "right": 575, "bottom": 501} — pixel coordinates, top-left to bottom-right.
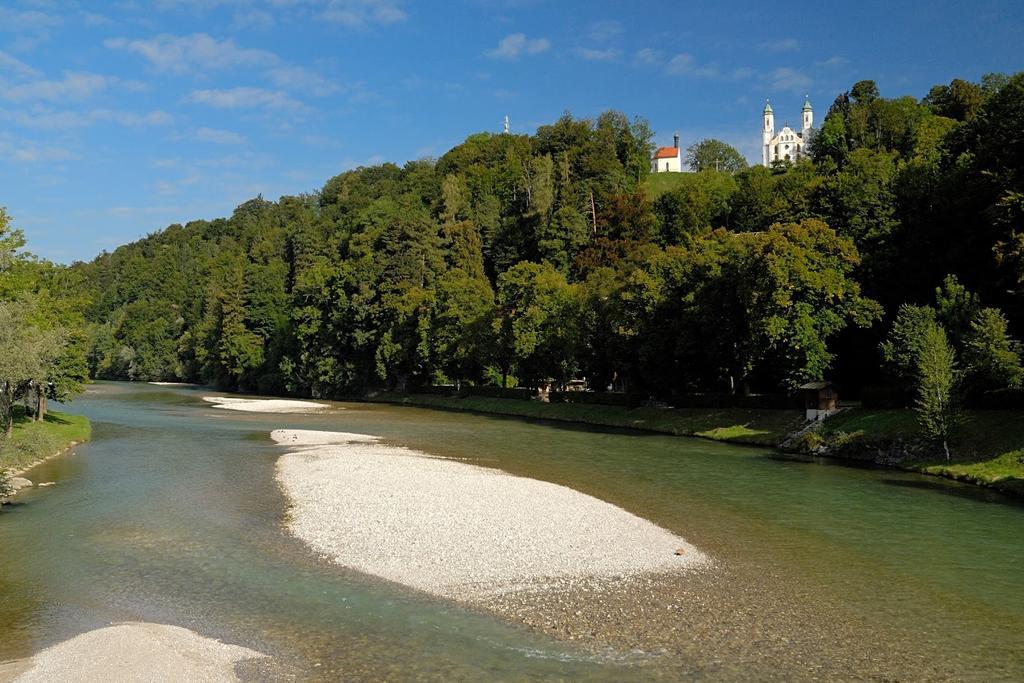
{"left": 685, "top": 139, "right": 748, "bottom": 173}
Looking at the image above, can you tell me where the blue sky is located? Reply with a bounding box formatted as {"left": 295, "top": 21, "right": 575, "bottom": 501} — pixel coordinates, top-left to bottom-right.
{"left": 1, "top": 0, "right": 1021, "bottom": 263}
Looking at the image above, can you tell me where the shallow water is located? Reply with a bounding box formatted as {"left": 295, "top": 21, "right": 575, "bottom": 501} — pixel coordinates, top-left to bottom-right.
{"left": 1, "top": 382, "right": 1023, "bottom": 680}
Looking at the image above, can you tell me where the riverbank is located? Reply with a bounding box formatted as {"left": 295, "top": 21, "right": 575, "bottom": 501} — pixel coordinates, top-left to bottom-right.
{"left": 371, "top": 392, "right": 803, "bottom": 446}
{"left": 368, "top": 392, "right": 1024, "bottom": 497}
{"left": 806, "top": 408, "right": 1024, "bottom": 496}
{"left": 0, "top": 410, "right": 91, "bottom": 480}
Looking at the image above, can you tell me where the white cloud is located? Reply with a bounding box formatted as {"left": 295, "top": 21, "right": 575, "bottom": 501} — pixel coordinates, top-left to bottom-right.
{"left": 267, "top": 65, "right": 339, "bottom": 95}
{"left": 586, "top": 20, "right": 622, "bottom": 43}
{"left": 665, "top": 53, "right": 719, "bottom": 78}
{"left": 0, "top": 133, "right": 76, "bottom": 163}
{"left": 104, "top": 33, "right": 279, "bottom": 74}
{"left": 231, "top": 9, "right": 275, "bottom": 30}
{"left": 320, "top": 0, "right": 407, "bottom": 26}
{"left": 82, "top": 12, "right": 114, "bottom": 27}
{"left": 92, "top": 109, "right": 175, "bottom": 127}
{"left": 195, "top": 126, "right": 247, "bottom": 144}
{"left": 144, "top": 0, "right": 408, "bottom": 28}
{"left": 0, "top": 51, "right": 42, "bottom": 79}
{"left": 573, "top": 47, "right": 621, "bottom": 62}
{"left": 0, "top": 6, "right": 61, "bottom": 50}
{"left": 633, "top": 48, "right": 662, "bottom": 66}
{"left": 0, "top": 7, "right": 62, "bottom": 32}
{"left": 184, "top": 86, "right": 303, "bottom": 109}
{"left": 486, "top": 33, "right": 550, "bottom": 60}
{"left": 758, "top": 38, "right": 799, "bottom": 52}
{"left": 0, "top": 71, "right": 115, "bottom": 103}
{"left": 0, "top": 107, "right": 174, "bottom": 130}
{"left": 816, "top": 56, "right": 847, "bottom": 68}
{"left": 769, "top": 67, "right": 812, "bottom": 93}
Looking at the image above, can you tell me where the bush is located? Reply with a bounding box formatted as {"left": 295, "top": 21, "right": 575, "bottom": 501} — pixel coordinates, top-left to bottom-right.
{"left": 0, "top": 469, "right": 12, "bottom": 500}
{"left": 669, "top": 393, "right": 798, "bottom": 410}
{"left": 411, "top": 385, "right": 459, "bottom": 396}
{"left": 797, "top": 431, "right": 825, "bottom": 453}
{"left": 461, "top": 386, "right": 536, "bottom": 400}
{"left": 549, "top": 391, "right": 647, "bottom": 407}
{"left": 829, "top": 430, "right": 865, "bottom": 449}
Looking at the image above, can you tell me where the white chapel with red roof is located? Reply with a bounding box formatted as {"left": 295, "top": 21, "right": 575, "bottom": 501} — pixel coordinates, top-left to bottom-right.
{"left": 651, "top": 133, "right": 682, "bottom": 173}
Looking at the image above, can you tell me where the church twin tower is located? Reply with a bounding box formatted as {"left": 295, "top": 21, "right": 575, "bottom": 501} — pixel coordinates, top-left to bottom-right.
{"left": 762, "top": 96, "right": 813, "bottom": 166}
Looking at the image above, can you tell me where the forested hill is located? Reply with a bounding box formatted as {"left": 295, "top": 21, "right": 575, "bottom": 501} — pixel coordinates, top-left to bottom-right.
{"left": 72, "top": 74, "right": 1024, "bottom": 403}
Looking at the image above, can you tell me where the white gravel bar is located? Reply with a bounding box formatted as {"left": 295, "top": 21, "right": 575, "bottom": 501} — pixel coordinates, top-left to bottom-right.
{"left": 12, "top": 623, "right": 266, "bottom": 682}
{"left": 274, "top": 429, "right": 708, "bottom": 600}
{"left": 202, "top": 396, "right": 328, "bottom": 414}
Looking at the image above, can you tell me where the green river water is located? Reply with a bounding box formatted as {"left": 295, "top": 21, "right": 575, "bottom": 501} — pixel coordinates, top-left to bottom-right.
{"left": 1, "top": 382, "right": 1023, "bottom": 680}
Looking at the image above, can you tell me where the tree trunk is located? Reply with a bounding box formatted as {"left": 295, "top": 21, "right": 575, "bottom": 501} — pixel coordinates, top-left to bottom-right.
{"left": 36, "top": 389, "right": 46, "bottom": 422}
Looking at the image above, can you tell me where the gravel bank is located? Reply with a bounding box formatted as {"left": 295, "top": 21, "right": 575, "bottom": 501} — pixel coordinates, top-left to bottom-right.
{"left": 273, "top": 429, "right": 708, "bottom": 601}
{"left": 203, "top": 396, "right": 328, "bottom": 414}
{"left": 11, "top": 623, "right": 266, "bottom": 682}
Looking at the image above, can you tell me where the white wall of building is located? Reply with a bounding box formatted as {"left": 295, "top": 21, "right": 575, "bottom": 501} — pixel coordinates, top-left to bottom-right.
{"left": 652, "top": 153, "right": 682, "bottom": 173}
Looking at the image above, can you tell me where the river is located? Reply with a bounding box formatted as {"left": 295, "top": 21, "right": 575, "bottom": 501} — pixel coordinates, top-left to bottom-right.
{"left": 1, "top": 382, "right": 1022, "bottom": 680}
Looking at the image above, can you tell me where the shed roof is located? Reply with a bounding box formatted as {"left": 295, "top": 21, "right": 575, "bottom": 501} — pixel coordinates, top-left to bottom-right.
{"left": 798, "top": 381, "right": 837, "bottom": 390}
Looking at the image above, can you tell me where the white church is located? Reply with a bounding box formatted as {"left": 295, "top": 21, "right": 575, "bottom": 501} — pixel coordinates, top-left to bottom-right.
{"left": 762, "top": 96, "right": 813, "bottom": 166}
{"left": 651, "top": 133, "right": 682, "bottom": 173}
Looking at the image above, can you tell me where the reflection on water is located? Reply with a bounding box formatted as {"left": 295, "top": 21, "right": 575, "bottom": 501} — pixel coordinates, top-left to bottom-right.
{"left": 0, "top": 382, "right": 1022, "bottom": 680}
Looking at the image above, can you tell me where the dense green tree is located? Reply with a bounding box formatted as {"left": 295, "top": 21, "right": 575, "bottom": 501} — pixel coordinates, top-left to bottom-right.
{"left": 492, "top": 262, "right": 580, "bottom": 386}
{"left": 684, "top": 139, "right": 747, "bottom": 173}
{"left": 880, "top": 304, "right": 940, "bottom": 384}
{"left": 431, "top": 269, "right": 494, "bottom": 384}
{"left": 653, "top": 171, "right": 737, "bottom": 242}
{"left": 914, "top": 323, "right": 959, "bottom": 458}
{"left": 963, "top": 307, "right": 1024, "bottom": 391}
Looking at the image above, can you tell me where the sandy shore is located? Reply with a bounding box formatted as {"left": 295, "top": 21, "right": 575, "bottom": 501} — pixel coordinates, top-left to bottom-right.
{"left": 203, "top": 396, "right": 328, "bottom": 414}
{"left": 273, "top": 429, "right": 707, "bottom": 601}
{"left": 8, "top": 622, "right": 266, "bottom": 682}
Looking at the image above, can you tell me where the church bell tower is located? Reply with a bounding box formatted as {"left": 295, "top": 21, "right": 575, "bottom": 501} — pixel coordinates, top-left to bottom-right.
{"left": 762, "top": 100, "right": 774, "bottom": 167}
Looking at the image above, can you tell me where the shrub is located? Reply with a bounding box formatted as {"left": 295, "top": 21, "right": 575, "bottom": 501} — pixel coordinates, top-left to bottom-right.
{"left": 0, "top": 469, "right": 12, "bottom": 500}
{"left": 797, "top": 431, "right": 825, "bottom": 453}
{"left": 830, "top": 430, "right": 865, "bottom": 449}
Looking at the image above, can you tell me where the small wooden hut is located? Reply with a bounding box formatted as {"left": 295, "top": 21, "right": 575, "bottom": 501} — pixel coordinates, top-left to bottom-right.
{"left": 799, "top": 381, "right": 839, "bottom": 421}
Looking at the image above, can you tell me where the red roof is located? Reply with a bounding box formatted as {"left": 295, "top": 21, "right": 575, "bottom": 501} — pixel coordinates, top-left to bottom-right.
{"left": 653, "top": 146, "right": 679, "bottom": 159}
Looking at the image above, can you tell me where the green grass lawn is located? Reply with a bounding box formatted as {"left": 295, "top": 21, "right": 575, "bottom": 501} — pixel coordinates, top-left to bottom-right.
{"left": 642, "top": 171, "right": 693, "bottom": 199}
{"left": 0, "top": 408, "right": 92, "bottom": 473}
{"left": 820, "top": 408, "right": 1024, "bottom": 494}
{"left": 377, "top": 393, "right": 803, "bottom": 447}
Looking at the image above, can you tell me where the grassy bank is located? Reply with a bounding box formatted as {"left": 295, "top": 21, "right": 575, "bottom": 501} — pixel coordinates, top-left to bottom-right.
{"left": 817, "top": 408, "right": 1024, "bottom": 495}
{"left": 374, "top": 393, "right": 803, "bottom": 446}
{"left": 0, "top": 409, "right": 92, "bottom": 474}
{"left": 376, "top": 393, "right": 1024, "bottom": 496}
{"left": 642, "top": 171, "right": 692, "bottom": 199}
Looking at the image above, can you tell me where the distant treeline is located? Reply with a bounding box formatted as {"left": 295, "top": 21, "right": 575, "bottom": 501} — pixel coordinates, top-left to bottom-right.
{"left": 69, "top": 74, "right": 1024, "bottom": 404}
